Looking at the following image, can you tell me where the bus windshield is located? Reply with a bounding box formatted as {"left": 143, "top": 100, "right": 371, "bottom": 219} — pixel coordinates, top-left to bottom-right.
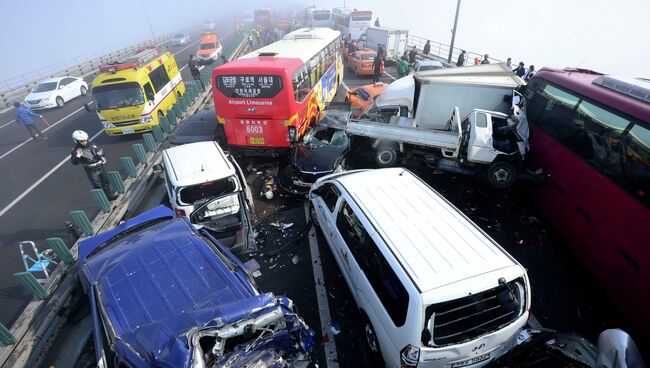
{"left": 93, "top": 82, "right": 145, "bottom": 110}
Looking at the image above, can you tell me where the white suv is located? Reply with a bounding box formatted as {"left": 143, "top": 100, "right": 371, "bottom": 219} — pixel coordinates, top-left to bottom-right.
{"left": 157, "top": 141, "right": 255, "bottom": 254}
{"left": 309, "top": 168, "right": 530, "bottom": 368}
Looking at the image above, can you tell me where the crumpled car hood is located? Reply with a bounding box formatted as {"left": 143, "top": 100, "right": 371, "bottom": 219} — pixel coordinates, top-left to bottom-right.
{"left": 292, "top": 143, "right": 347, "bottom": 173}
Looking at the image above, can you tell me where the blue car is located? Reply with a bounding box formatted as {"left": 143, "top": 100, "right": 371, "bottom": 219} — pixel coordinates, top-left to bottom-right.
{"left": 79, "top": 205, "right": 314, "bottom": 368}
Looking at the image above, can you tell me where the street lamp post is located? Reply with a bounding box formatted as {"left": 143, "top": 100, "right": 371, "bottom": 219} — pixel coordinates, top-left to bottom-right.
{"left": 448, "top": 0, "right": 462, "bottom": 64}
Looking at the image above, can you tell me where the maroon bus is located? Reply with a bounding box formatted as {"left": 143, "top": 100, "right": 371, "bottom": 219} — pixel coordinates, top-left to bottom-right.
{"left": 523, "top": 67, "right": 650, "bottom": 339}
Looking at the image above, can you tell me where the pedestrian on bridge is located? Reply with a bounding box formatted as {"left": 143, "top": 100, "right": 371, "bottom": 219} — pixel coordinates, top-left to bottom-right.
{"left": 513, "top": 62, "right": 526, "bottom": 78}
{"left": 423, "top": 40, "right": 431, "bottom": 55}
{"left": 70, "top": 130, "right": 118, "bottom": 200}
{"left": 375, "top": 18, "right": 380, "bottom": 27}
{"left": 456, "top": 50, "right": 466, "bottom": 66}
{"left": 481, "top": 54, "right": 491, "bottom": 64}
{"left": 408, "top": 46, "right": 418, "bottom": 65}
{"left": 188, "top": 55, "right": 200, "bottom": 81}
{"left": 14, "top": 102, "right": 47, "bottom": 142}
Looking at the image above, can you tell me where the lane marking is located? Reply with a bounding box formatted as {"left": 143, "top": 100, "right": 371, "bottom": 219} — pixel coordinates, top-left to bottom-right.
{"left": 0, "top": 39, "right": 204, "bottom": 161}
{"left": 384, "top": 71, "right": 397, "bottom": 81}
{"left": 303, "top": 202, "right": 339, "bottom": 368}
{"left": 0, "top": 119, "right": 15, "bottom": 129}
{"left": 0, "top": 129, "right": 103, "bottom": 219}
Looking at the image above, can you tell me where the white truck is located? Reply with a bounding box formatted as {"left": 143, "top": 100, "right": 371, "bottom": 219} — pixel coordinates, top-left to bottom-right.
{"left": 362, "top": 26, "right": 409, "bottom": 63}
{"left": 351, "top": 64, "right": 538, "bottom": 188}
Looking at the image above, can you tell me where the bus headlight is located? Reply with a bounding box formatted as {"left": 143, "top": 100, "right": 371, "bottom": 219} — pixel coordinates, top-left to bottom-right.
{"left": 101, "top": 121, "right": 115, "bottom": 129}
{"left": 140, "top": 115, "right": 154, "bottom": 124}
{"left": 288, "top": 126, "right": 297, "bottom": 142}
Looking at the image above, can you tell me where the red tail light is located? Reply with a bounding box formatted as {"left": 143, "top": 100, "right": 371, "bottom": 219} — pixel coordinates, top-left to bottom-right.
{"left": 175, "top": 208, "right": 186, "bottom": 217}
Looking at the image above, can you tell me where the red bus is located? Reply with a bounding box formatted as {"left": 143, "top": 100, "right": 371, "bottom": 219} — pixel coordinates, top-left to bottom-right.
{"left": 523, "top": 67, "right": 650, "bottom": 339}
{"left": 212, "top": 28, "right": 344, "bottom": 156}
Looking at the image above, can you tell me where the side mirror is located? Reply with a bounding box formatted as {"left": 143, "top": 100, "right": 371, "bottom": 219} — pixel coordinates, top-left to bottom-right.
{"left": 152, "top": 164, "right": 163, "bottom": 173}
{"left": 84, "top": 102, "right": 95, "bottom": 112}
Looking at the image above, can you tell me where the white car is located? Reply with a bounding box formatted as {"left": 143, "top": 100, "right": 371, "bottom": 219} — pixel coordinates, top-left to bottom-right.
{"left": 23, "top": 76, "right": 88, "bottom": 109}
{"left": 204, "top": 20, "right": 215, "bottom": 30}
{"left": 170, "top": 33, "right": 191, "bottom": 46}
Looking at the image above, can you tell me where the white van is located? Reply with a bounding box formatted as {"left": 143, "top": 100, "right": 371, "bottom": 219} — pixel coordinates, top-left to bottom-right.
{"left": 158, "top": 141, "right": 255, "bottom": 254}
{"left": 309, "top": 168, "right": 530, "bottom": 368}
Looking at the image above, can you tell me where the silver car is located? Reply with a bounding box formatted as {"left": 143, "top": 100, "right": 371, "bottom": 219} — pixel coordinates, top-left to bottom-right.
{"left": 170, "top": 33, "right": 191, "bottom": 46}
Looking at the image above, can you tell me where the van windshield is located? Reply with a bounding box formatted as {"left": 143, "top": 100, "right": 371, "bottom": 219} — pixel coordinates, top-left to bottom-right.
{"left": 179, "top": 177, "right": 237, "bottom": 205}
{"left": 93, "top": 82, "right": 145, "bottom": 110}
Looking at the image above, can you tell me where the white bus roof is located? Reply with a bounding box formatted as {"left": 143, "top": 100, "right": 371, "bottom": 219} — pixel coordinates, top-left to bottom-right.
{"left": 335, "top": 168, "right": 519, "bottom": 293}
{"left": 239, "top": 27, "right": 341, "bottom": 63}
{"left": 162, "top": 141, "right": 235, "bottom": 188}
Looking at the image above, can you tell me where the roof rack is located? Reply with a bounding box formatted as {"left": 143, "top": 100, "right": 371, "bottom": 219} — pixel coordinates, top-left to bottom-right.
{"left": 99, "top": 46, "right": 160, "bottom": 73}
{"left": 593, "top": 75, "right": 650, "bottom": 104}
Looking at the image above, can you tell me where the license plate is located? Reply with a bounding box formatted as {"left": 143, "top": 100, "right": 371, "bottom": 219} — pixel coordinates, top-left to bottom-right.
{"left": 249, "top": 136, "right": 264, "bottom": 145}
{"left": 122, "top": 128, "right": 135, "bottom": 134}
{"left": 451, "top": 353, "right": 490, "bottom": 368}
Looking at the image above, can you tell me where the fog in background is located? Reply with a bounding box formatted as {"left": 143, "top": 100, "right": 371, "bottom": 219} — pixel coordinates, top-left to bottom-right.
{"left": 1, "top": 0, "right": 648, "bottom": 82}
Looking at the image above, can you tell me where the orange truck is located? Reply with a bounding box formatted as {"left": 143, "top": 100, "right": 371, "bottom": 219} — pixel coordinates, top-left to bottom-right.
{"left": 196, "top": 32, "right": 223, "bottom": 65}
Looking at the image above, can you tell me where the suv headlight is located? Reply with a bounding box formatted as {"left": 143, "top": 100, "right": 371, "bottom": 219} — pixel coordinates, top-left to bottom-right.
{"left": 140, "top": 115, "right": 154, "bottom": 124}
{"left": 102, "top": 121, "right": 115, "bottom": 129}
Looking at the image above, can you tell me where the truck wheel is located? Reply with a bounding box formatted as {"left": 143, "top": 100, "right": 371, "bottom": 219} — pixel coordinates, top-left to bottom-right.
{"left": 487, "top": 161, "right": 517, "bottom": 189}
{"left": 375, "top": 145, "right": 399, "bottom": 168}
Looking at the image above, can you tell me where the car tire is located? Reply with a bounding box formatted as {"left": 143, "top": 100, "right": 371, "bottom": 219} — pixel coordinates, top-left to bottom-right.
{"left": 375, "top": 144, "right": 399, "bottom": 168}
{"left": 80, "top": 85, "right": 88, "bottom": 96}
{"left": 487, "top": 161, "right": 517, "bottom": 189}
{"left": 55, "top": 96, "right": 64, "bottom": 108}
{"left": 362, "top": 314, "right": 384, "bottom": 363}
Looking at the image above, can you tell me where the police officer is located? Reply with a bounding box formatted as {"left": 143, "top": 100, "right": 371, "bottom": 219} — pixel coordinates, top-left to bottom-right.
{"left": 70, "top": 130, "right": 118, "bottom": 200}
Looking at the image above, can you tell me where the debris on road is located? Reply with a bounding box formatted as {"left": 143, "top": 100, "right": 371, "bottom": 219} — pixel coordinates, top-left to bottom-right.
{"left": 270, "top": 222, "right": 294, "bottom": 230}
{"left": 292, "top": 255, "right": 300, "bottom": 264}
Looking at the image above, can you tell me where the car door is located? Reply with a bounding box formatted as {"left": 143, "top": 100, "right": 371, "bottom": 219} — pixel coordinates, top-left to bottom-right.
{"left": 61, "top": 78, "right": 77, "bottom": 100}
{"left": 468, "top": 110, "right": 499, "bottom": 163}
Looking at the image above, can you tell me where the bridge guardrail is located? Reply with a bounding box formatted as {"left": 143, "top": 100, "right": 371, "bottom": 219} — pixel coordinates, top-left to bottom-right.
{"left": 0, "top": 31, "right": 252, "bottom": 368}
{"left": 0, "top": 33, "right": 174, "bottom": 111}
{"left": 406, "top": 34, "right": 502, "bottom": 66}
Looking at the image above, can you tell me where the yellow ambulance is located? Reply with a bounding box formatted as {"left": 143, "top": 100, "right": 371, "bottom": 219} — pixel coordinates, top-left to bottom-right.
{"left": 89, "top": 47, "right": 185, "bottom": 135}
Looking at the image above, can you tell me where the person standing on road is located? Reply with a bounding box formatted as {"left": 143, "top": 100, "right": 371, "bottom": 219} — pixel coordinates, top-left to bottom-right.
{"left": 188, "top": 55, "right": 200, "bottom": 81}
{"left": 423, "top": 40, "right": 431, "bottom": 55}
{"left": 14, "top": 102, "right": 47, "bottom": 142}
{"left": 456, "top": 50, "right": 466, "bottom": 66}
{"left": 377, "top": 43, "right": 385, "bottom": 61}
{"left": 373, "top": 54, "right": 383, "bottom": 84}
{"left": 397, "top": 56, "right": 409, "bottom": 77}
{"left": 374, "top": 18, "right": 380, "bottom": 27}
{"left": 70, "top": 130, "right": 118, "bottom": 200}
{"left": 408, "top": 46, "right": 417, "bottom": 65}
{"left": 481, "top": 54, "right": 491, "bottom": 64}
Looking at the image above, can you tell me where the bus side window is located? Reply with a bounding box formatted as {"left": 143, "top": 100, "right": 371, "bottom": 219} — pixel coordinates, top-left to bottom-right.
{"left": 143, "top": 83, "right": 155, "bottom": 102}
{"left": 623, "top": 124, "right": 650, "bottom": 205}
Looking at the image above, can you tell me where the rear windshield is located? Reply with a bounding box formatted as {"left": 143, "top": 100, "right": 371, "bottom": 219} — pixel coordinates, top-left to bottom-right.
{"left": 179, "top": 177, "right": 237, "bottom": 205}
{"left": 216, "top": 74, "right": 283, "bottom": 99}
{"left": 313, "top": 13, "right": 330, "bottom": 20}
{"left": 33, "top": 82, "right": 57, "bottom": 92}
{"left": 422, "top": 278, "right": 526, "bottom": 347}
{"left": 200, "top": 43, "right": 216, "bottom": 50}
{"left": 92, "top": 82, "right": 144, "bottom": 110}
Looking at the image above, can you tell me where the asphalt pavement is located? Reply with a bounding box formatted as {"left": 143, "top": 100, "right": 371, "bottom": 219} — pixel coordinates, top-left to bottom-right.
{"left": 0, "top": 22, "right": 237, "bottom": 328}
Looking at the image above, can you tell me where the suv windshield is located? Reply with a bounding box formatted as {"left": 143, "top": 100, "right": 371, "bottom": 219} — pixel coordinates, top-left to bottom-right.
{"left": 92, "top": 82, "right": 144, "bottom": 110}
{"left": 361, "top": 54, "right": 375, "bottom": 60}
{"left": 179, "top": 177, "right": 237, "bottom": 204}
{"left": 33, "top": 82, "right": 58, "bottom": 92}
{"left": 200, "top": 43, "right": 216, "bottom": 50}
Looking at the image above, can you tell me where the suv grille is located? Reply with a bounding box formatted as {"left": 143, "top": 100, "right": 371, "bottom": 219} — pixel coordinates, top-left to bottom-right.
{"left": 423, "top": 278, "right": 525, "bottom": 347}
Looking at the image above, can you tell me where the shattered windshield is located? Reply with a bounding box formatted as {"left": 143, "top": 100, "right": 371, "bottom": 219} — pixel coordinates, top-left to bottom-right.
{"left": 303, "top": 127, "right": 349, "bottom": 148}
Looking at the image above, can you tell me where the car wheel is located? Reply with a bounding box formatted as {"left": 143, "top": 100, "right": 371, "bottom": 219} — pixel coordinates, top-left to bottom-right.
{"left": 55, "top": 96, "right": 64, "bottom": 108}
{"left": 344, "top": 96, "right": 349, "bottom": 104}
{"left": 487, "top": 161, "right": 517, "bottom": 189}
{"left": 375, "top": 145, "right": 399, "bottom": 168}
{"left": 80, "top": 85, "right": 88, "bottom": 96}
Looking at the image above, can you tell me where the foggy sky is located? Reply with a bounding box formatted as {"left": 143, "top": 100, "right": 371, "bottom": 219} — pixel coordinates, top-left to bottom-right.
{"left": 1, "top": 0, "right": 648, "bottom": 82}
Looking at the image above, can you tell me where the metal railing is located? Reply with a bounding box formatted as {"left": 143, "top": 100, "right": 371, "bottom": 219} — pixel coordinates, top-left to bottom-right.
{"left": 406, "top": 34, "right": 502, "bottom": 66}
{"left": 0, "top": 33, "right": 174, "bottom": 110}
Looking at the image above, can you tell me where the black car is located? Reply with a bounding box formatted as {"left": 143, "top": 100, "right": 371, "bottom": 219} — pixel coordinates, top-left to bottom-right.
{"left": 280, "top": 110, "right": 350, "bottom": 195}
{"left": 168, "top": 107, "right": 225, "bottom": 146}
